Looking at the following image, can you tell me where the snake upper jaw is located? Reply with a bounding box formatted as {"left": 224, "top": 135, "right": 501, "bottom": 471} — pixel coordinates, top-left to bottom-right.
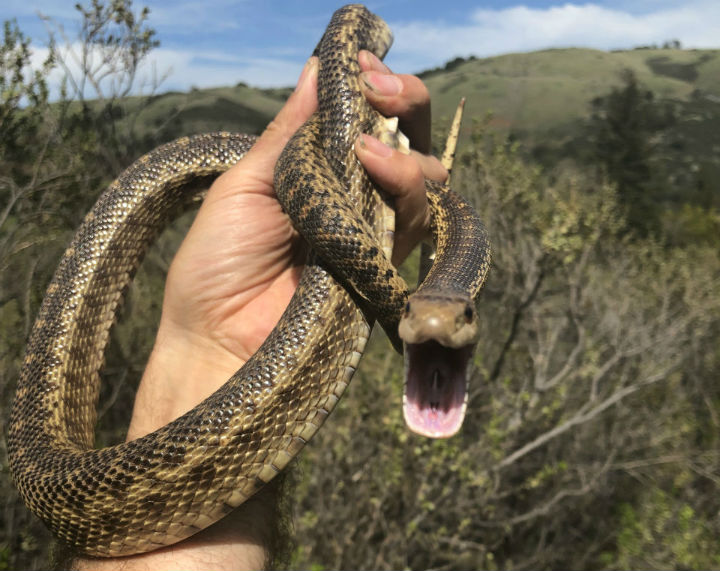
{"left": 399, "top": 295, "right": 479, "bottom": 438}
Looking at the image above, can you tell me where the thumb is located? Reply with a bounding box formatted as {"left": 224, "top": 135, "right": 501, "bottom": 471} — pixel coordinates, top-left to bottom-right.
{"left": 237, "top": 57, "right": 319, "bottom": 184}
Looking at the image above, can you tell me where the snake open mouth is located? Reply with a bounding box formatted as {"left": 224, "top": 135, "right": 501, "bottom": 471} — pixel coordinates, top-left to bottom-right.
{"left": 403, "top": 340, "right": 472, "bottom": 438}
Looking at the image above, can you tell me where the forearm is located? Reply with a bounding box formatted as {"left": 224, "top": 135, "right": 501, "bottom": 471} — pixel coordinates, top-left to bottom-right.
{"left": 66, "top": 325, "right": 287, "bottom": 571}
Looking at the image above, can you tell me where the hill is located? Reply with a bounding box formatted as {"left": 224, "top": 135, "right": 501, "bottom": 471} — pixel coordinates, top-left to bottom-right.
{"left": 420, "top": 47, "right": 720, "bottom": 131}
{"left": 418, "top": 47, "right": 720, "bottom": 217}
{"left": 129, "top": 47, "right": 720, "bottom": 138}
{"left": 124, "top": 83, "right": 291, "bottom": 142}
{"left": 127, "top": 47, "right": 720, "bottom": 209}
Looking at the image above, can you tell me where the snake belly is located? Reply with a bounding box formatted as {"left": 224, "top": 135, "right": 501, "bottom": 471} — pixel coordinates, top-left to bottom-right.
{"left": 8, "top": 4, "right": 490, "bottom": 557}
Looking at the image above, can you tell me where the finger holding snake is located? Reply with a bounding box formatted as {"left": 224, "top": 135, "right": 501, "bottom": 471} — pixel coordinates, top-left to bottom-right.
{"left": 356, "top": 49, "right": 446, "bottom": 264}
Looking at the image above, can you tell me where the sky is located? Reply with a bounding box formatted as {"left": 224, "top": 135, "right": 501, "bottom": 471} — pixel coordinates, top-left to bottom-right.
{"left": 3, "top": 0, "right": 719, "bottom": 95}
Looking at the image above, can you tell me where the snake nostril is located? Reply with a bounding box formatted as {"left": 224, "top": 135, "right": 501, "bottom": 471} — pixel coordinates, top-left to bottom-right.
{"left": 463, "top": 304, "right": 474, "bottom": 323}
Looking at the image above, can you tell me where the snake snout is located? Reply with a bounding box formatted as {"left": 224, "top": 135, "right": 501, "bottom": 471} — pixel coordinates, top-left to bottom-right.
{"left": 398, "top": 295, "right": 479, "bottom": 348}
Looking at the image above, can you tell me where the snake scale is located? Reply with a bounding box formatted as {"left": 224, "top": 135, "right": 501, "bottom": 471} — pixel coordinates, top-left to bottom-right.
{"left": 9, "top": 4, "right": 490, "bottom": 557}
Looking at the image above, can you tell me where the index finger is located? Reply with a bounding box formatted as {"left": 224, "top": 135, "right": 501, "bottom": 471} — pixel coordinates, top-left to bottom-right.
{"left": 358, "top": 50, "right": 433, "bottom": 154}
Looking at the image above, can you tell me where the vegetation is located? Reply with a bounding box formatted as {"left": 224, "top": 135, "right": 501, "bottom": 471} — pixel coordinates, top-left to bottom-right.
{"left": 285, "top": 124, "right": 720, "bottom": 568}
{"left": 1, "top": 3, "right": 719, "bottom": 570}
{"left": 585, "top": 69, "right": 673, "bottom": 233}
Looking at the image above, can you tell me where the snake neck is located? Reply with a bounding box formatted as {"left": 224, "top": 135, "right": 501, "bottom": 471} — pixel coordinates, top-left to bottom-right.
{"left": 273, "top": 4, "right": 407, "bottom": 340}
{"left": 312, "top": 5, "right": 393, "bottom": 187}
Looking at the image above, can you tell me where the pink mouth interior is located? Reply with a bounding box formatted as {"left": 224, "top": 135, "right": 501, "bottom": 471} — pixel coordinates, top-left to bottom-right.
{"left": 403, "top": 340, "right": 472, "bottom": 438}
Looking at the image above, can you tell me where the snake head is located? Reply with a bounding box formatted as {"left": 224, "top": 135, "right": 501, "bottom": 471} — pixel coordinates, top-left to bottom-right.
{"left": 398, "top": 294, "right": 479, "bottom": 438}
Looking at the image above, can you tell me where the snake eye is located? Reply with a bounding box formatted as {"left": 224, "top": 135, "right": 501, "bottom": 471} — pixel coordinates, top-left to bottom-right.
{"left": 404, "top": 301, "right": 411, "bottom": 315}
{"left": 463, "top": 304, "right": 474, "bottom": 323}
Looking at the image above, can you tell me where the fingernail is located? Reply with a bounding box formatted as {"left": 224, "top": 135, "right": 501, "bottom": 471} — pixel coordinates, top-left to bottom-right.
{"left": 357, "top": 133, "right": 393, "bottom": 158}
{"left": 294, "top": 57, "right": 317, "bottom": 93}
{"left": 360, "top": 71, "right": 402, "bottom": 96}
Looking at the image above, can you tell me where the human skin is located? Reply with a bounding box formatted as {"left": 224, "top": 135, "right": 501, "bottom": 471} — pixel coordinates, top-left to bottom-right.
{"left": 71, "top": 50, "right": 447, "bottom": 571}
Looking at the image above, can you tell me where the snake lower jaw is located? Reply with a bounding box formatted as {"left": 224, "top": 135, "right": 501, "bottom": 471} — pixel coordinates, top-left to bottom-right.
{"left": 402, "top": 340, "right": 474, "bottom": 438}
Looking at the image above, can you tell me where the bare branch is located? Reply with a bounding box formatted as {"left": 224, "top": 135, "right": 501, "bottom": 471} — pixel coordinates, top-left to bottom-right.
{"left": 496, "top": 367, "right": 677, "bottom": 470}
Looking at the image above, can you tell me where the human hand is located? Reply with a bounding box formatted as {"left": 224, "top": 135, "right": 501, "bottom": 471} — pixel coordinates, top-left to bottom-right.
{"left": 73, "top": 51, "right": 447, "bottom": 571}
{"left": 128, "top": 51, "right": 447, "bottom": 441}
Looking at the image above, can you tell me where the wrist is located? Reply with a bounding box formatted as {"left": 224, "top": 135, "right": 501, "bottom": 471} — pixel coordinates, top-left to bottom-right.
{"left": 126, "top": 319, "right": 245, "bottom": 441}
{"left": 69, "top": 478, "right": 286, "bottom": 571}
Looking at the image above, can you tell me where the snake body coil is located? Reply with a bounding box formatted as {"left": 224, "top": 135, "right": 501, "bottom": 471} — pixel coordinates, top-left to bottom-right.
{"left": 9, "top": 4, "right": 490, "bottom": 556}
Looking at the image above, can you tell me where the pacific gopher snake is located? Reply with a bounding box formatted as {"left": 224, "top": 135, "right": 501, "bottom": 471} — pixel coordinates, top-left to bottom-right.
{"left": 9, "top": 4, "right": 490, "bottom": 556}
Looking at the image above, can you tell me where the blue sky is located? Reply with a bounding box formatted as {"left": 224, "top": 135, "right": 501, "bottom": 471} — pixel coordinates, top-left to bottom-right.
{"left": 4, "top": 0, "right": 719, "bottom": 94}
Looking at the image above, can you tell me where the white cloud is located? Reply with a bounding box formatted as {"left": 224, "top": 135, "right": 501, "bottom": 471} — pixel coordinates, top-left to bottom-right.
{"left": 136, "top": 0, "right": 720, "bottom": 91}
{"left": 29, "top": 42, "right": 304, "bottom": 101}
{"left": 385, "top": 1, "right": 720, "bottom": 74}
{"left": 150, "top": 48, "right": 304, "bottom": 91}
{"left": 23, "top": 0, "right": 720, "bottom": 96}
{"left": 145, "top": 0, "right": 249, "bottom": 34}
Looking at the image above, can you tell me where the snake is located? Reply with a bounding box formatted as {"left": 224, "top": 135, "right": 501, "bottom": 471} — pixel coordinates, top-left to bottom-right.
{"left": 8, "top": 4, "right": 490, "bottom": 557}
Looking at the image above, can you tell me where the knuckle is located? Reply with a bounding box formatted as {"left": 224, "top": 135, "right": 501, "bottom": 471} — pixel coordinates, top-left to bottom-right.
{"left": 403, "top": 74, "right": 430, "bottom": 105}
{"left": 408, "top": 160, "right": 426, "bottom": 188}
{"left": 428, "top": 157, "right": 449, "bottom": 183}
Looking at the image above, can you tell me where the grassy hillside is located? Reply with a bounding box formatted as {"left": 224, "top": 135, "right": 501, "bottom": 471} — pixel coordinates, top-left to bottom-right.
{"left": 421, "top": 47, "right": 720, "bottom": 130}
{"left": 418, "top": 47, "right": 720, "bottom": 220}
{"left": 111, "top": 48, "right": 720, "bottom": 176}
{"left": 122, "top": 83, "right": 291, "bottom": 143}
{"left": 126, "top": 47, "right": 720, "bottom": 138}
{"left": 126, "top": 47, "right": 720, "bottom": 206}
